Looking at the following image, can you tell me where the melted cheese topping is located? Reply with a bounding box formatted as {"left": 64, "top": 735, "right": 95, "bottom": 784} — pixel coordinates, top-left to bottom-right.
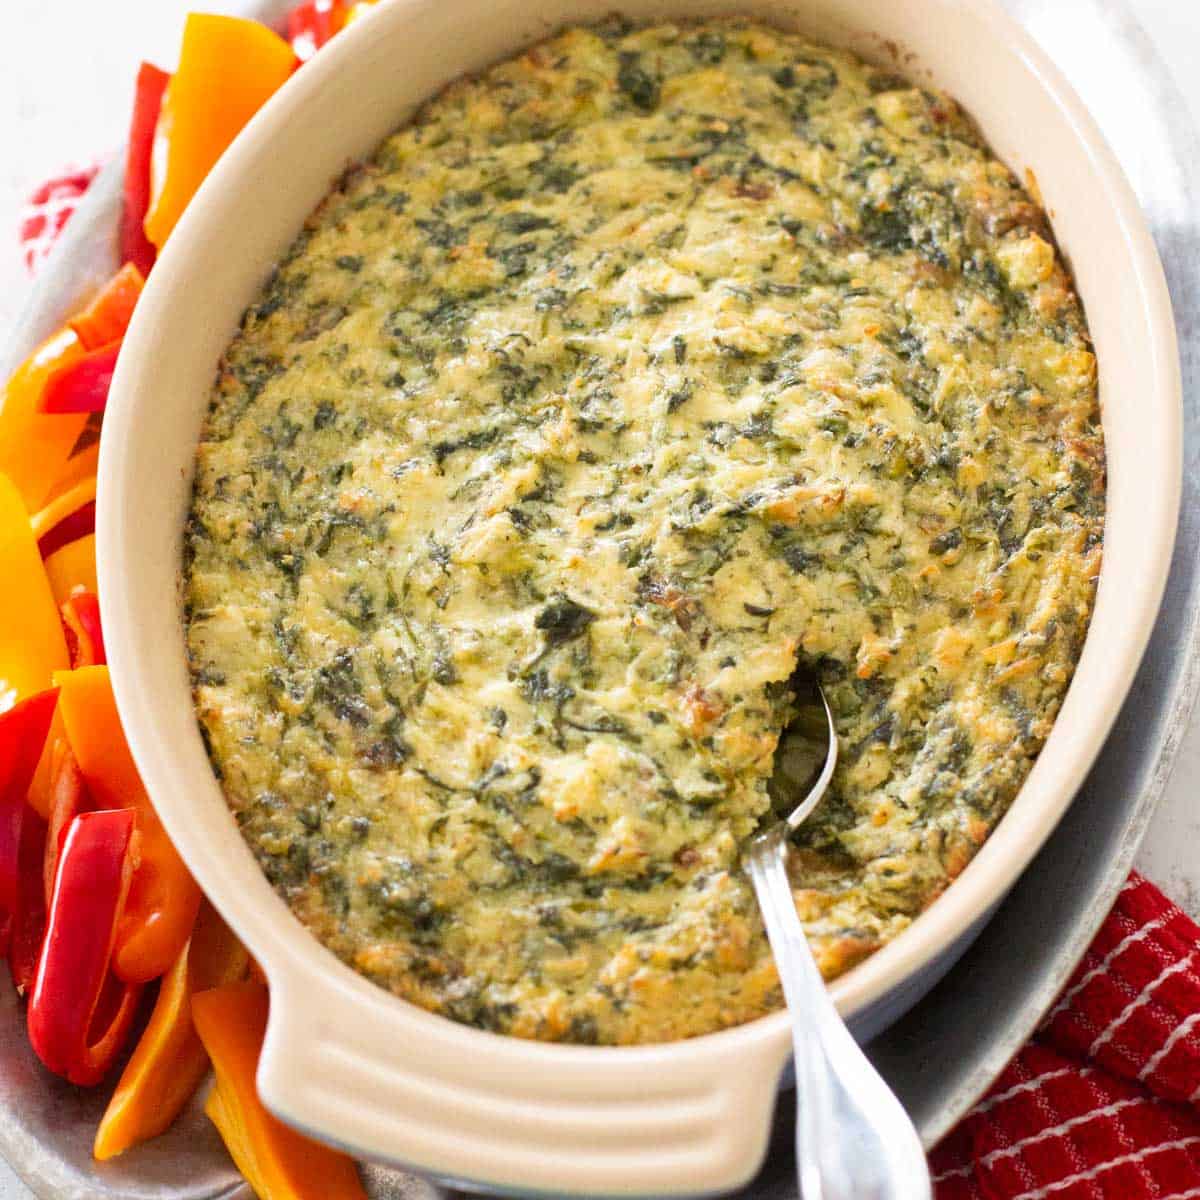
{"left": 185, "top": 19, "right": 1104, "bottom": 1044}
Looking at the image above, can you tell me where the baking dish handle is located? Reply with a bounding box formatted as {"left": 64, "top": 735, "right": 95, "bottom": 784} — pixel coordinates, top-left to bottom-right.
{"left": 257, "top": 953, "right": 791, "bottom": 1196}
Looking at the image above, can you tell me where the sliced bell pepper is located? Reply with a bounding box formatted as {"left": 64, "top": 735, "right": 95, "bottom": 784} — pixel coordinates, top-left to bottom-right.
{"left": 26, "top": 712, "right": 67, "bottom": 823}
{"left": 343, "top": 1, "right": 382, "bottom": 25}
{"left": 42, "top": 440, "right": 99, "bottom": 508}
{"left": 37, "top": 500, "right": 95, "bottom": 561}
{"left": 192, "top": 983, "right": 368, "bottom": 1199}
{"left": 43, "top": 534, "right": 98, "bottom": 605}
{"left": 61, "top": 592, "right": 106, "bottom": 669}
{"left": 28, "top": 809, "right": 143, "bottom": 1086}
{"left": 69, "top": 264, "right": 145, "bottom": 351}
{"left": 0, "top": 475, "right": 70, "bottom": 709}
{"left": 0, "top": 688, "right": 59, "bottom": 954}
{"left": 39, "top": 340, "right": 120, "bottom": 414}
{"left": 94, "top": 900, "right": 248, "bottom": 1160}
{"left": 0, "top": 330, "right": 90, "bottom": 514}
{"left": 288, "top": 0, "right": 347, "bottom": 63}
{"left": 43, "top": 743, "right": 90, "bottom": 908}
{"left": 8, "top": 809, "right": 49, "bottom": 995}
{"left": 54, "top": 666, "right": 200, "bottom": 983}
{"left": 122, "top": 63, "right": 171, "bottom": 277}
{"left": 144, "top": 16, "right": 296, "bottom": 250}
{"left": 30, "top": 475, "right": 96, "bottom": 546}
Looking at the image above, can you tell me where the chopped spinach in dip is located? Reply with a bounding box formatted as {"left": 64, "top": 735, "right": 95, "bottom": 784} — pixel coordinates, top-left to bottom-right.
{"left": 185, "top": 19, "right": 1104, "bottom": 1044}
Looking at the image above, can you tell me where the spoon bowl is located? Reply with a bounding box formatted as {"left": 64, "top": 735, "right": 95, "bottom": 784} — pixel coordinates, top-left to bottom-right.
{"left": 747, "top": 683, "right": 932, "bottom": 1200}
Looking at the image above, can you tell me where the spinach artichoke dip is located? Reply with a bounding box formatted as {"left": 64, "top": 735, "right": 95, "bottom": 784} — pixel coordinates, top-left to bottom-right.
{"left": 184, "top": 18, "right": 1104, "bottom": 1044}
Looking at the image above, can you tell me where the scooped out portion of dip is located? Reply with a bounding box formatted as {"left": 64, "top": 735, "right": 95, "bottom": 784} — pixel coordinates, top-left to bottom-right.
{"left": 184, "top": 18, "right": 1104, "bottom": 1044}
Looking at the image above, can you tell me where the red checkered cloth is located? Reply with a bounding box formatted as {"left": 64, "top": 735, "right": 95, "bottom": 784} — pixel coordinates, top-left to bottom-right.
{"left": 18, "top": 163, "right": 101, "bottom": 273}
{"left": 18, "top": 173, "right": 1200, "bottom": 1200}
{"left": 932, "top": 875, "right": 1200, "bottom": 1199}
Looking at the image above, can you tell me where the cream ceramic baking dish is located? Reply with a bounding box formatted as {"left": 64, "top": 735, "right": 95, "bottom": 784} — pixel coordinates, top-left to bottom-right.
{"left": 97, "top": 0, "right": 1181, "bottom": 1194}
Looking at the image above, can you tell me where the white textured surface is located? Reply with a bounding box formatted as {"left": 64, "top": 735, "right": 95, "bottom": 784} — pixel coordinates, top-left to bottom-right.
{"left": 0, "top": 1, "right": 1196, "bottom": 1194}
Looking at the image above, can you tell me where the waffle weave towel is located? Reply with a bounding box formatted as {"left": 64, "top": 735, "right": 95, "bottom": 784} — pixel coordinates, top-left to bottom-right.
{"left": 931, "top": 875, "right": 1200, "bottom": 1199}
{"left": 18, "top": 169, "right": 1200, "bottom": 1200}
{"left": 18, "top": 164, "right": 100, "bottom": 274}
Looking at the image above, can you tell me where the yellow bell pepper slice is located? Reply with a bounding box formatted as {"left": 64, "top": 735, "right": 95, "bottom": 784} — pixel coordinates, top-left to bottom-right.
{"left": 192, "top": 983, "right": 368, "bottom": 1200}
{"left": 144, "top": 15, "right": 296, "bottom": 250}
{"left": 0, "top": 473, "right": 69, "bottom": 711}
{"left": 344, "top": 1, "right": 382, "bottom": 24}
{"left": 0, "top": 330, "right": 90, "bottom": 514}
{"left": 29, "top": 475, "right": 96, "bottom": 546}
{"left": 94, "top": 900, "right": 249, "bottom": 1160}
{"left": 43, "top": 534, "right": 98, "bottom": 606}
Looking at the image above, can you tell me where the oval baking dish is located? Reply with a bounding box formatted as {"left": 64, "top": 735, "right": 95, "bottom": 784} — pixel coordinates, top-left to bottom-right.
{"left": 97, "top": 0, "right": 1181, "bottom": 1194}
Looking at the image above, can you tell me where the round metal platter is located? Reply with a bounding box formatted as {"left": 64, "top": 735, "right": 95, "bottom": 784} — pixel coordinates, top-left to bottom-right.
{"left": 0, "top": 0, "right": 1196, "bottom": 1196}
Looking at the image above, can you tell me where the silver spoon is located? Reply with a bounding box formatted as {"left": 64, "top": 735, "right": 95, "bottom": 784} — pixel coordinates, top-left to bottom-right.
{"left": 746, "top": 684, "right": 932, "bottom": 1200}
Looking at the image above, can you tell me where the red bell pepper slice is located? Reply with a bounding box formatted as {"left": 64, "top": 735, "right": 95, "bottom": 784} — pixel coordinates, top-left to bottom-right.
{"left": 288, "top": 0, "right": 347, "bottom": 62}
{"left": 37, "top": 500, "right": 96, "bottom": 560}
{"left": 43, "top": 744, "right": 90, "bottom": 908}
{"left": 0, "top": 688, "right": 60, "bottom": 957}
{"left": 61, "top": 592, "right": 106, "bottom": 669}
{"left": 28, "top": 809, "right": 143, "bottom": 1086}
{"left": 8, "top": 810, "right": 48, "bottom": 995}
{"left": 38, "top": 340, "right": 120, "bottom": 415}
{"left": 121, "top": 63, "right": 171, "bottom": 277}
{"left": 54, "top": 667, "right": 200, "bottom": 983}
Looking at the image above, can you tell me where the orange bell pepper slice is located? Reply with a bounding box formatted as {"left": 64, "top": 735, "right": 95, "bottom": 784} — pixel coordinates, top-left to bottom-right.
{"left": 192, "top": 983, "right": 368, "bottom": 1200}
{"left": 43, "top": 534, "right": 98, "bottom": 605}
{"left": 94, "top": 900, "right": 248, "bottom": 1160}
{"left": 54, "top": 665, "right": 200, "bottom": 983}
{"left": 27, "top": 713, "right": 68, "bottom": 822}
{"left": 42, "top": 441, "right": 99, "bottom": 508}
{"left": 144, "top": 15, "right": 296, "bottom": 250}
{"left": 0, "top": 330, "right": 90, "bottom": 516}
{"left": 0, "top": 473, "right": 70, "bottom": 710}
{"left": 68, "top": 263, "right": 145, "bottom": 351}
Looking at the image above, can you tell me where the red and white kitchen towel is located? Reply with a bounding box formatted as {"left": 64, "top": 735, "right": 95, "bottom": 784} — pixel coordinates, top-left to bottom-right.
{"left": 931, "top": 874, "right": 1200, "bottom": 1199}
{"left": 18, "top": 164, "right": 100, "bottom": 274}
{"left": 18, "top": 169, "right": 1200, "bottom": 1200}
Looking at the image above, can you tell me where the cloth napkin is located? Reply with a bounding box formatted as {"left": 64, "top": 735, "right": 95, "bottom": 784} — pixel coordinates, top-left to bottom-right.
{"left": 931, "top": 874, "right": 1200, "bottom": 1199}
{"left": 18, "top": 164, "right": 100, "bottom": 274}
{"left": 18, "top": 169, "right": 1200, "bottom": 1200}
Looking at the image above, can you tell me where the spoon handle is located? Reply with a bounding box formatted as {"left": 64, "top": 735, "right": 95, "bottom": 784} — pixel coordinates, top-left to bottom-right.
{"left": 747, "top": 832, "right": 932, "bottom": 1200}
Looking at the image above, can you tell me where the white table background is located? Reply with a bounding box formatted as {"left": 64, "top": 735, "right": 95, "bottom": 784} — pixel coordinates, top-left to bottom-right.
{"left": 0, "top": 1, "right": 1197, "bottom": 1194}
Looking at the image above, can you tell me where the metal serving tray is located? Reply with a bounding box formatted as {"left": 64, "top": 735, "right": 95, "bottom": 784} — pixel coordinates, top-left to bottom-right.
{"left": 0, "top": 0, "right": 1196, "bottom": 1195}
